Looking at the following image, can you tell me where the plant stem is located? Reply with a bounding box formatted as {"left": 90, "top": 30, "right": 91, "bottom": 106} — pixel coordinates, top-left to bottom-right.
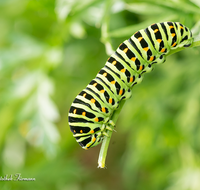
{"left": 101, "top": 0, "right": 114, "bottom": 55}
{"left": 98, "top": 101, "right": 125, "bottom": 168}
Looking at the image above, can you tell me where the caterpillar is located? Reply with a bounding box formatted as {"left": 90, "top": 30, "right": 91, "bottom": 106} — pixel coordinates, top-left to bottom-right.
{"left": 68, "top": 22, "right": 193, "bottom": 150}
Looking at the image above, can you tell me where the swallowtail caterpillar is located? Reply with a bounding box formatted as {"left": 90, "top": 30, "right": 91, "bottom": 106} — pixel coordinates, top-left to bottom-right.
{"left": 68, "top": 22, "right": 193, "bottom": 150}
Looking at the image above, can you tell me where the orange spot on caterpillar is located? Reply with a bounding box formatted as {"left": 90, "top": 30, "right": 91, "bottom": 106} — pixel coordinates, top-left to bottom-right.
{"left": 90, "top": 130, "right": 94, "bottom": 133}
{"left": 160, "top": 48, "right": 165, "bottom": 53}
{"left": 131, "top": 57, "right": 136, "bottom": 62}
{"left": 169, "top": 26, "right": 174, "bottom": 29}
{"left": 112, "top": 60, "right": 117, "bottom": 65}
{"left": 143, "top": 47, "right": 149, "bottom": 52}
{"left": 100, "top": 89, "right": 105, "bottom": 93}
{"left": 120, "top": 68, "right": 126, "bottom": 73}
{"left": 119, "top": 89, "right": 123, "bottom": 95}
{"left": 138, "top": 37, "right": 143, "bottom": 41}
{"left": 123, "top": 48, "right": 128, "bottom": 53}
{"left": 83, "top": 93, "right": 87, "bottom": 98}
{"left": 129, "top": 77, "right": 133, "bottom": 82}
{"left": 172, "top": 42, "right": 177, "bottom": 47}
{"left": 180, "top": 26, "right": 184, "bottom": 29}
{"left": 111, "top": 81, "right": 116, "bottom": 84}
{"left": 73, "top": 109, "right": 77, "bottom": 114}
{"left": 109, "top": 98, "right": 112, "bottom": 104}
{"left": 102, "top": 107, "right": 106, "bottom": 113}
{"left": 80, "top": 130, "right": 83, "bottom": 133}
{"left": 92, "top": 137, "right": 96, "bottom": 142}
{"left": 154, "top": 29, "right": 159, "bottom": 33}
{"left": 91, "top": 98, "right": 95, "bottom": 103}
{"left": 82, "top": 112, "right": 86, "bottom": 116}
{"left": 94, "top": 118, "right": 99, "bottom": 122}
{"left": 103, "top": 72, "right": 107, "bottom": 77}
{"left": 149, "top": 56, "right": 154, "bottom": 61}
{"left": 93, "top": 83, "right": 97, "bottom": 87}
{"left": 139, "top": 65, "right": 143, "bottom": 71}
{"left": 171, "top": 33, "right": 176, "bottom": 37}
{"left": 74, "top": 130, "right": 76, "bottom": 133}
{"left": 157, "top": 39, "right": 162, "bottom": 43}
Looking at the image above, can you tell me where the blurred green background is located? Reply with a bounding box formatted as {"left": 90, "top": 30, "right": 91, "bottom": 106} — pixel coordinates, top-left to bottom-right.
{"left": 0, "top": 0, "right": 200, "bottom": 189}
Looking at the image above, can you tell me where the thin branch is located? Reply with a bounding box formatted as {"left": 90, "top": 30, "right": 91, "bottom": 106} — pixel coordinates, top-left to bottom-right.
{"left": 100, "top": 0, "right": 115, "bottom": 55}
{"left": 98, "top": 101, "right": 125, "bottom": 168}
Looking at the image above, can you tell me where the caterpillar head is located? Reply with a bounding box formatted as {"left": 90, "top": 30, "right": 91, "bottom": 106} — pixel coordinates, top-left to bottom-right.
{"left": 179, "top": 27, "right": 193, "bottom": 48}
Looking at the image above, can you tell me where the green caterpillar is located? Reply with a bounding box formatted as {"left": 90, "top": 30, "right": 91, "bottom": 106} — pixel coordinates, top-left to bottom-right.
{"left": 68, "top": 22, "right": 193, "bottom": 150}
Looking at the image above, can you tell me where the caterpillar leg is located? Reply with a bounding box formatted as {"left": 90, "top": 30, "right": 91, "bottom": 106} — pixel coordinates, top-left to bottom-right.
{"left": 101, "top": 120, "right": 115, "bottom": 136}
{"left": 80, "top": 119, "right": 115, "bottom": 149}
{"left": 155, "top": 54, "right": 166, "bottom": 64}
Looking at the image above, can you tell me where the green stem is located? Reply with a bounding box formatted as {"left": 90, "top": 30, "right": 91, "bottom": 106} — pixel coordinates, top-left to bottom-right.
{"left": 98, "top": 35, "right": 200, "bottom": 168}
{"left": 101, "top": 0, "right": 114, "bottom": 55}
{"left": 98, "top": 101, "right": 125, "bottom": 168}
